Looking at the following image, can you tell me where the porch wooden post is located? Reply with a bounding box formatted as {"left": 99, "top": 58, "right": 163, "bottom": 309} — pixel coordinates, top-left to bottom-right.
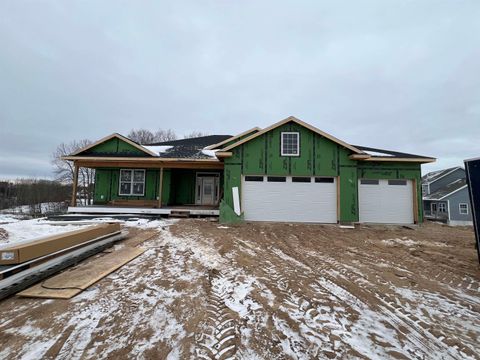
{"left": 71, "top": 162, "right": 79, "bottom": 207}
{"left": 158, "top": 167, "right": 164, "bottom": 208}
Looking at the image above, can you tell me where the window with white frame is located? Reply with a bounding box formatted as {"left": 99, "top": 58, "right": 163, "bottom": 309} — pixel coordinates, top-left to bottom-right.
{"left": 459, "top": 203, "right": 469, "bottom": 215}
{"left": 422, "top": 184, "right": 429, "bottom": 195}
{"left": 119, "top": 169, "right": 145, "bottom": 196}
{"left": 431, "top": 203, "right": 437, "bottom": 212}
{"left": 438, "top": 203, "right": 447, "bottom": 212}
{"left": 281, "top": 132, "right": 300, "bottom": 156}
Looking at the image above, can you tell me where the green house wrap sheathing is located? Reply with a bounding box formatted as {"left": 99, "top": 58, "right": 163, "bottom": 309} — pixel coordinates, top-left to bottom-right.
{"left": 93, "top": 168, "right": 224, "bottom": 207}
{"left": 80, "top": 137, "right": 150, "bottom": 157}
{"left": 221, "top": 121, "right": 423, "bottom": 223}
{"left": 93, "top": 169, "right": 172, "bottom": 205}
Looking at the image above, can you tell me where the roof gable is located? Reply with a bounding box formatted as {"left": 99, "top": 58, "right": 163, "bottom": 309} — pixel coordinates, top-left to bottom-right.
{"left": 221, "top": 116, "right": 364, "bottom": 154}
{"left": 71, "top": 134, "right": 156, "bottom": 157}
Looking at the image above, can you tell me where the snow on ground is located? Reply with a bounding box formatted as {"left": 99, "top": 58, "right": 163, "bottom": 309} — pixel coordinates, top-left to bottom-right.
{"left": 0, "top": 215, "right": 94, "bottom": 246}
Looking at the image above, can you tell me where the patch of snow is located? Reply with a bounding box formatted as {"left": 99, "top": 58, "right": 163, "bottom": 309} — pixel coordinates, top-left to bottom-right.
{"left": 381, "top": 238, "right": 450, "bottom": 248}
{"left": 143, "top": 145, "right": 173, "bottom": 156}
{"left": 201, "top": 149, "right": 217, "bottom": 157}
{"left": 0, "top": 217, "right": 91, "bottom": 246}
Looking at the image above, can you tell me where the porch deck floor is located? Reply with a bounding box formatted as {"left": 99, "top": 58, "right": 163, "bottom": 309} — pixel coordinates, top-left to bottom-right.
{"left": 67, "top": 205, "right": 219, "bottom": 216}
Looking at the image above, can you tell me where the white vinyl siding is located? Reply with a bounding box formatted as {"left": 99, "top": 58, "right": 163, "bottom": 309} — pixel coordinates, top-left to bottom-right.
{"left": 359, "top": 179, "right": 414, "bottom": 224}
{"left": 242, "top": 176, "right": 337, "bottom": 223}
{"left": 119, "top": 169, "right": 145, "bottom": 196}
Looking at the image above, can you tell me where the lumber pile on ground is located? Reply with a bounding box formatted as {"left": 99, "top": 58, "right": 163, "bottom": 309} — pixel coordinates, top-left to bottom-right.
{"left": 17, "top": 246, "right": 145, "bottom": 299}
{"left": 0, "top": 223, "right": 121, "bottom": 265}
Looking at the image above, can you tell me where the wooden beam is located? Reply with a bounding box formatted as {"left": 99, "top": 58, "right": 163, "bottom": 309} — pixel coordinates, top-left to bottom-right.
{"left": 71, "top": 163, "right": 79, "bottom": 207}
{"left": 412, "top": 178, "right": 419, "bottom": 224}
{"left": 349, "top": 154, "right": 371, "bottom": 160}
{"left": 360, "top": 157, "right": 436, "bottom": 163}
{"left": 75, "top": 160, "right": 224, "bottom": 170}
{"left": 337, "top": 176, "right": 341, "bottom": 223}
{"left": 158, "top": 167, "right": 164, "bottom": 208}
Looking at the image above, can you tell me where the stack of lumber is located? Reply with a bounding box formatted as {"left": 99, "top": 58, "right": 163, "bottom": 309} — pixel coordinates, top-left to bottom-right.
{"left": 0, "top": 223, "right": 121, "bottom": 265}
{"left": 17, "top": 230, "right": 158, "bottom": 299}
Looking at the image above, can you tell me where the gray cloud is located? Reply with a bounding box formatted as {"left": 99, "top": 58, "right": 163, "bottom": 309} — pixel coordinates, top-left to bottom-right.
{"left": 1, "top": 1, "right": 479, "bottom": 179}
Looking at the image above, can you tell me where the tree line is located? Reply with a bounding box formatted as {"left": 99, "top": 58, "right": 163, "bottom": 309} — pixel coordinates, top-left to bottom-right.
{"left": 0, "top": 179, "right": 71, "bottom": 215}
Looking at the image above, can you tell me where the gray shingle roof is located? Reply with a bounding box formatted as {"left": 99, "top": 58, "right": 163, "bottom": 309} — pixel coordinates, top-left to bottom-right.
{"left": 422, "top": 167, "right": 462, "bottom": 183}
{"left": 424, "top": 178, "right": 467, "bottom": 200}
{"left": 142, "top": 135, "right": 233, "bottom": 160}
{"left": 352, "top": 145, "right": 434, "bottom": 160}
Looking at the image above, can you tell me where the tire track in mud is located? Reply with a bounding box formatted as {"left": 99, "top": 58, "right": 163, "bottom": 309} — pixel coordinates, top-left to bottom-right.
{"left": 255, "top": 256, "right": 351, "bottom": 358}
{"left": 304, "top": 253, "right": 470, "bottom": 359}
{"left": 195, "top": 269, "right": 237, "bottom": 360}
{"left": 239, "top": 235, "right": 463, "bottom": 359}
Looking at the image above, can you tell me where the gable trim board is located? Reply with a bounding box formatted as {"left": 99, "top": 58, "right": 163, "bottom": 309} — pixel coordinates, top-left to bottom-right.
{"left": 70, "top": 133, "right": 157, "bottom": 157}
{"left": 220, "top": 116, "right": 365, "bottom": 155}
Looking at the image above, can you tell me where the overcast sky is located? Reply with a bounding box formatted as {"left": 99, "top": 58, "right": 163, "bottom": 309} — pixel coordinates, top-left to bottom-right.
{"left": 1, "top": 1, "right": 479, "bottom": 179}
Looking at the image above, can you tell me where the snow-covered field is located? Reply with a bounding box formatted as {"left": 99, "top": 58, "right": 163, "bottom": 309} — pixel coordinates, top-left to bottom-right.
{"left": 0, "top": 219, "right": 479, "bottom": 359}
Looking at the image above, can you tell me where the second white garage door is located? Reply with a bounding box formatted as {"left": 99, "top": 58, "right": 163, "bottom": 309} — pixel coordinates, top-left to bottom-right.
{"left": 242, "top": 176, "right": 337, "bottom": 223}
{"left": 358, "top": 179, "right": 414, "bottom": 224}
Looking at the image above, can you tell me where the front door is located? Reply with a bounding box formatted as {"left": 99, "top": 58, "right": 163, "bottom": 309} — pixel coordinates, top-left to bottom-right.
{"left": 201, "top": 177, "right": 215, "bottom": 205}
{"left": 196, "top": 173, "right": 219, "bottom": 205}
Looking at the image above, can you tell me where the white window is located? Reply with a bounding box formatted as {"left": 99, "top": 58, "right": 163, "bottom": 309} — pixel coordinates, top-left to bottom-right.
{"left": 119, "top": 169, "right": 145, "bottom": 196}
{"left": 431, "top": 203, "right": 437, "bottom": 212}
{"left": 459, "top": 203, "right": 469, "bottom": 215}
{"left": 422, "top": 184, "right": 429, "bottom": 195}
{"left": 438, "top": 203, "right": 446, "bottom": 212}
{"left": 281, "top": 132, "right": 300, "bottom": 156}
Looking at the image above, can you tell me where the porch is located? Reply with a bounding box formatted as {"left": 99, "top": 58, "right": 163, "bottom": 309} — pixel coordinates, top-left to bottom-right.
{"left": 69, "top": 159, "right": 224, "bottom": 216}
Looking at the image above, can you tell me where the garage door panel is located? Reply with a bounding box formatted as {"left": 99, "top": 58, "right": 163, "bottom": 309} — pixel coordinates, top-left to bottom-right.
{"left": 359, "top": 179, "right": 413, "bottom": 224}
{"left": 242, "top": 177, "right": 337, "bottom": 223}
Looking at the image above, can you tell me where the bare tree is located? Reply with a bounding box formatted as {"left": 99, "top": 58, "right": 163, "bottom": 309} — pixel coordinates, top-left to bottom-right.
{"left": 184, "top": 131, "right": 209, "bottom": 139}
{"left": 51, "top": 139, "right": 95, "bottom": 204}
{"left": 154, "top": 129, "right": 177, "bottom": 142}
{"left": 127, "top": 129, "right": 155, "bottom": 144}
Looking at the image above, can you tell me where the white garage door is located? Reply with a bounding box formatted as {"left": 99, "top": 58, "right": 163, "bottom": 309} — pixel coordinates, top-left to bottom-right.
{"left": 242, "top": 176, "right": 337, "bottom": 223}
{"left": 358, "top": 179, "right": 414, "bottom": 224}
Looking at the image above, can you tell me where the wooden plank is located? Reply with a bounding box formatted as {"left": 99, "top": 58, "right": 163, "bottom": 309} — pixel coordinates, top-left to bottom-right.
{"left": 337, "top": 176, "right": 341, "bottom": 223}
{"left": 0, "top": 223, "right": 121, "bottom": 265}
{"left": 71, "top": 163, "right": 79, "bottom": 207}
{"left": 17, "top": 246, "right": 145, "bottom": 299}
{"left": 412, "top": 178, "right": 419, "bottom": 224}
{"left": 75, "top": 160, "right": 224, "bottom": 170}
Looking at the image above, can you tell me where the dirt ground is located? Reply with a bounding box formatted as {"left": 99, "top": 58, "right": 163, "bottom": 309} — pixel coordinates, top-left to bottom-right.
{"left": 0, "top": 219, "right": 479, "bottom": 359}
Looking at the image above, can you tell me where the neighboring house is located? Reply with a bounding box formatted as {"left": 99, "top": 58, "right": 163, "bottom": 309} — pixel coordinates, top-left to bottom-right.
{"left": 64, "top": 116, "right": 435, "bottom": 224}
{"left": 422, "top": 167, "right": 473, "bottom": 226}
